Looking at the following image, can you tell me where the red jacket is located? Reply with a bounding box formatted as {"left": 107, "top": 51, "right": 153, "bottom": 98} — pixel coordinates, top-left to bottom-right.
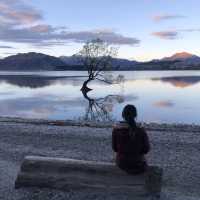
{"left": 112, "top": 122, "right": 150, "bottom": 173}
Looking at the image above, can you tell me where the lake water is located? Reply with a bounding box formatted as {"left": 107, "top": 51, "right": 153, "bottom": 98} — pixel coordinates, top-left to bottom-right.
{"left": 0, "top": 70, "right": 200, "bottom": 124}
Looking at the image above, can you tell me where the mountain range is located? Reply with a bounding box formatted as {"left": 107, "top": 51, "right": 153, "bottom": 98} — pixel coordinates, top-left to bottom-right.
{"left": 0, "top": 52, "right": 200, "bottom": 71}
{"left": 0, "top": 52, "right": 65, "bottom": 71}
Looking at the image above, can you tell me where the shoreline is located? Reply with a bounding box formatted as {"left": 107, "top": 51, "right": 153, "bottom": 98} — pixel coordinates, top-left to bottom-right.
{"left": 0, "top": 116, "right": 200, "bottom": 132}
{"left": 1, "top": 69, "right": 200, "bottom": 72}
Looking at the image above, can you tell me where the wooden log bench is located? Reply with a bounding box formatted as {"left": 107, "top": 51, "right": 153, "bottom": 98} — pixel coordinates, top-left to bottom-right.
{"left": 15, "top": 156, "right": 163, "bottom": 198}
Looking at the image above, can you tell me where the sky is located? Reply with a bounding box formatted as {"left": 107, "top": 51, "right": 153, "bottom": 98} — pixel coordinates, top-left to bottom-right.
{"left": 0, "top": 0, "right": 200, "bottom": 61}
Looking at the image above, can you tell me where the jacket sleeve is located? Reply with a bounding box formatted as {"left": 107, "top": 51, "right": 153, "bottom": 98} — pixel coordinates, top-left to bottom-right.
{"left": 112, "top": 128, "right": 117, "bottom": 152}
{"left": 141, "top": 128, "right": 150, "bottom": 154}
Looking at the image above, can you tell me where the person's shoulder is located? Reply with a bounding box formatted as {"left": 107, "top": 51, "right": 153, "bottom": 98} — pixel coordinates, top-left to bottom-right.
{"left": 113, "top": 121, "right": 129, "bottom": 130}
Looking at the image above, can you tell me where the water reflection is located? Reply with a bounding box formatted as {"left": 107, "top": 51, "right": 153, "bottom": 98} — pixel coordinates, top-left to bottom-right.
{"left": 81, "top": 89, "right": 124, "bottom": 122}
{"left": 1, "top": 74, "right": 200, "bottom": 89}
{"left": 0, "top": 96, "right": 87, "bottom": 119}
{"left": 152, "top": 76, "right": 200, "bottom": 88}
{"left": 0, "top": 71, "right": 200, "bottom": 124}
{"left": 153, "top": 100, "right": 174, "bottom": 108}
{"left": 0, "top": 75, "right": 85, "bottom": 88}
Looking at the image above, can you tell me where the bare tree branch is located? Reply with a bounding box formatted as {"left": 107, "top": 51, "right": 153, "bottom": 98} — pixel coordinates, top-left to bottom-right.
{"left": 77, "top": 38, "right": 118, "bottom": 83}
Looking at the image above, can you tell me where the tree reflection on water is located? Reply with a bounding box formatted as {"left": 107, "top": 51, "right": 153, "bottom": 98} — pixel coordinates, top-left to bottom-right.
{"left": 81, "top": 89, "right": 124, "bottom": 122}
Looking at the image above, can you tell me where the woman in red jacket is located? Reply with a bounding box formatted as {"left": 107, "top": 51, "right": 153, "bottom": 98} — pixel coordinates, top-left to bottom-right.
{"left": 112, "top": 104, "right": 150, "bottom": 174}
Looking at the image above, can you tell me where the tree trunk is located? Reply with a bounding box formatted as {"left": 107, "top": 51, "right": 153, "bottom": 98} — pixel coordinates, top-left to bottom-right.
{"left": 81, "top": 78, "right": 93, "bottom": 93}
{"left": 15, "top": 156, "right": 163, "bottom": 198}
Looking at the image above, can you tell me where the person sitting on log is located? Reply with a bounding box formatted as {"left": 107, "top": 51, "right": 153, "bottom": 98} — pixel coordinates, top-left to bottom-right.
{"left": 112, "top": 104, "right": 150, "bottom": 174}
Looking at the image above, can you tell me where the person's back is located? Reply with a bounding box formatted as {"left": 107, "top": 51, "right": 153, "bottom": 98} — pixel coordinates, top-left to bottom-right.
{"left": 112, "top": 105, "right": 150, "bottom": 174}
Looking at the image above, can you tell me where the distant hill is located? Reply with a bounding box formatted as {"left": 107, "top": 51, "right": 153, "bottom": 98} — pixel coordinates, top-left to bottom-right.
{"left": 162, "top": 52, "right": 196, "bottom": 61}
{"left": 160, "top": 52, "right": 200, "bottom": 69}
{"left": 111, "top": 58, "right": 138, "bottom": 70}
{"left": 59, "top": 55, "right": 138, "bottom": 70}
{"left": 60, "top": 55, "right": 81, "bottom": 66}
{"left": 135, "top": 52, "right": 200, "bottom": 70}
{"left": 0, "top": 52, "right": 65, "bottom": 71}
{"left": 0, "top": 51, "right": 200, "bottom": 71}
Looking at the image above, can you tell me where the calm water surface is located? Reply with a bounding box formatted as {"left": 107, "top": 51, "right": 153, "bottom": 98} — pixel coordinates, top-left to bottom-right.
{"left": 0, "top": 70, "right": 200, "bottom": 124}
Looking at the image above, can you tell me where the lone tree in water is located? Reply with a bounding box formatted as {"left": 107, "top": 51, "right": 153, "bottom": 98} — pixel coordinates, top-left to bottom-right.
{"left": 78, "top": 39, "right": 117, "bottom": 92}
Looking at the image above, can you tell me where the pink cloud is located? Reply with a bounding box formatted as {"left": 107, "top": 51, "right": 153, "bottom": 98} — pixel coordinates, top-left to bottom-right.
{"left": 30, "top": 25, "right": 53, "bottom": 33}
{"left": 152, "top": 31, "right": 179, "bottom": 40}
{"left": 153, "top": 14, "right": 186, "bottom": 22}
{"left": 0, "top": 0, "right": 42, "bottom": 25}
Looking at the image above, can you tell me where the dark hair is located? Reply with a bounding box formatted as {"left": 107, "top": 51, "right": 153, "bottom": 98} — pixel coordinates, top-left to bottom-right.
{"left": 122, "top": 104, "right": 137, "bottom": 138}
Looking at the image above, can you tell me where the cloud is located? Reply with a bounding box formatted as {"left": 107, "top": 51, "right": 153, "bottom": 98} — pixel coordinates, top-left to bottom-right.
{"left": 0, "top": 0, "right": 140, "bottom": 47}
{"left": 179, "top": 28, "right": 200, "bottom": 32}
{"left": 0, "top": 45, "right": 14, "bottom": 49}
{"left": 152, "top": 28, "right": 200, "bottom": 40}
{"left": 2, "top": 52, "right": 15, "bottom": 55}
{"left": 0, "top": 24, "right": 140, "bottom": 46}
{"left": 151, "top": 31, "right": 178, "bottom": 40}
{"left": 153, "top": 14, "right": 186, "bottom": 22}
{"left": 54, "top": 30, "right": 140, "bottom": 45}
{"left": 29, "top": 25, "right": 57, "bottom": 33}
{"left": 0, "top": 0, "right": 42, "bottom": 26}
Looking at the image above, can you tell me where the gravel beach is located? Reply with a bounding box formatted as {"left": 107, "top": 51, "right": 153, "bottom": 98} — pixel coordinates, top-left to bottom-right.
{"left": 0, "top": 118, "right": 200, "bottom": 200}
